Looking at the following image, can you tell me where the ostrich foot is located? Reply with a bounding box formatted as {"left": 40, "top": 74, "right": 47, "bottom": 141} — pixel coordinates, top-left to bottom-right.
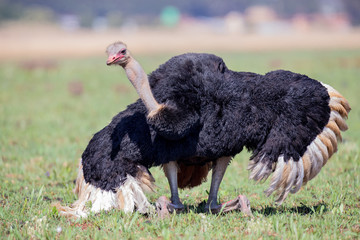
{"left": 204, "top": 202, "right": 222, "bottom": 214}
{"left": 155, "top": 196, "right": 184, "bottom": 218}
{"left": 220, "top": 195, "right": 253, "bottom": 217}
{"left": 167, "top": 201, "right": 185, "bottom": 213}
{"left": 205, "top": 195, "right": 253, "bottom": 216}
{"left": 155, "top": 196, "right": 171, "bottom": 218}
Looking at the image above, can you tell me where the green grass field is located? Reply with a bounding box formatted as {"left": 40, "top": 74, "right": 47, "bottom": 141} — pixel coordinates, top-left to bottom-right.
{"left": 1, "top": 50, "right": 359, "bottom": 239}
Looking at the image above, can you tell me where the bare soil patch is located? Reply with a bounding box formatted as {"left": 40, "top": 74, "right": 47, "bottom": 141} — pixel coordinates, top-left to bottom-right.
{"left": 1, "top": 23, "right": 360, "bottom": 61}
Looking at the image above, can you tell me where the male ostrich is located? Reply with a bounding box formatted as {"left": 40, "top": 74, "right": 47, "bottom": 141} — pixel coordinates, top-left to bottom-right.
{"left": 57, "top": 42, "right": 350, "bottom": 218}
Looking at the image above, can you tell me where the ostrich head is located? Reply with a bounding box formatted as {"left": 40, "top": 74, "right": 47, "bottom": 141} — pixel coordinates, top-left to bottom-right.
{"left": 105, "top": 41, "right": 165, "bottom": 116}
{"left": 106, "top": 42, "right": 130, "bottom": 66}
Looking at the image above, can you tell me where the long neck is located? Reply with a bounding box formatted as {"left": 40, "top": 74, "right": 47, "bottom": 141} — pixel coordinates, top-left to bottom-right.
{"left": 123, "top": 57, "right": 163, "bottom": 116}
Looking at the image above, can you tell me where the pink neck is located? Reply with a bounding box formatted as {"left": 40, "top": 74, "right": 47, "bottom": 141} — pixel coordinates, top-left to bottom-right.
{"left": 123, "top": 57, "right": 162, "bottom": 115}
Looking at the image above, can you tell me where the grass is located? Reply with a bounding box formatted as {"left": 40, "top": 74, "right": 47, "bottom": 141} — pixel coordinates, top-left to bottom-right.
{"left": 1, "top": 49, "right": 359, "bottom": 239}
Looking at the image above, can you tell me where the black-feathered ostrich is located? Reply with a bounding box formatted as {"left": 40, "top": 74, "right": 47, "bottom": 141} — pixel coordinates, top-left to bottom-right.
{"left": 57, "top": 42, "right": 350, "bottom": 218}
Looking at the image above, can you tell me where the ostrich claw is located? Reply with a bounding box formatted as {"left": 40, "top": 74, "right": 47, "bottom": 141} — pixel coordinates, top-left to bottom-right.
{"left": 211, "top": 195, "right": 253, "bottom": 217}
{"left": 155, "top": 196, "right": 171, "bottom": 218}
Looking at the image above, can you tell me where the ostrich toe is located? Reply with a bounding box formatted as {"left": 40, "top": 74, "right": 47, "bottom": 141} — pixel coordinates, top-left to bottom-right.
{"left": 155, "top": 196, "right": 185, "bottom": 218}
{"left": 206, "top": 195, "right": 253, "bottom": 216}
{"left": 167, "top": 202, "right": 185, "bottom": 213}
{"left": 155, "top": 196, "right": 171, "bottom": 218}
{"left": 221, "top": 195, "right": 253, "bottom": 217}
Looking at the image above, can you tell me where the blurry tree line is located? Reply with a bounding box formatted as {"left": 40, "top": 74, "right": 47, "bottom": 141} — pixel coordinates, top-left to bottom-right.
{"left": 1, "top": 0, "right": 360, "bottom": 26}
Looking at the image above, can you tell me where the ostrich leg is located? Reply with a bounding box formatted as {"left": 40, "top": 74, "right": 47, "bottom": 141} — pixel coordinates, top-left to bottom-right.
{"left": 205, "top": 156, "right": 231, "bottom": 213}
{"left": 163, "top": 161, "right": 184, "bottom": 212}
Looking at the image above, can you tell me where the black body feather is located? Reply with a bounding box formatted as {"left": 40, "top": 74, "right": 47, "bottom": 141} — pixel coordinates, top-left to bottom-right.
{"left": 82, "top": 53, "right": 330, "bottom": 192}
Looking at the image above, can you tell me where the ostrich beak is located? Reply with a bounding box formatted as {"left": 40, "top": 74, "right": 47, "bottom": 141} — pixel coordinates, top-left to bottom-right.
{"left": 106, "top": 54, "right": 124, "bottom": 65}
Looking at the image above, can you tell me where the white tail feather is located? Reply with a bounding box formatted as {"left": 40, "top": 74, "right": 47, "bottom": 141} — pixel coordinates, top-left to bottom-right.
{"left": 264, "top": 156, "right": 285, "bottom": 197}
{"left": 307, "top": 142, "right": 324, "bottom": 180}
{"left": 314, "top": 137, "right": 329, "bottom": 164}
{"left": 290, "top": 159, "right": 304, "bottom": 194}
{"left": 275, "top": 159, "right": 297, "bottom": 204}
{"left": 248, "top": 155, "right": 272, "bottom": 182}
{"left": 55, "top": 162, "right": 154, "bottom": 218}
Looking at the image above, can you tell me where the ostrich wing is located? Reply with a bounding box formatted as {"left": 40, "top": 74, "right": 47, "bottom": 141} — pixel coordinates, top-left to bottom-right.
{"left": 245, "top": 70, "right": 333, "bottom": 204}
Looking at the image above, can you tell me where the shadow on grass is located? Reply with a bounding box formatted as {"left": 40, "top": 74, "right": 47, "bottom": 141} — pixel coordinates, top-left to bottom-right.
{"left": 185, "top": 201, "right": 210, "bottom": 214}
{"left": 254, "top": 202, "right": 328, "bottom": 216}
{"left": 179, "top": 201, "right": 328, "bottom": 216}
{"left": 165, "top": 201, "right": 225, "bottom": 214}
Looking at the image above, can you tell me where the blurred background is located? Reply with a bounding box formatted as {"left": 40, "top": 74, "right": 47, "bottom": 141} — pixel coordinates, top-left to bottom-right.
{"left": 1, "top": 0, "right": 360, "bottom": 59}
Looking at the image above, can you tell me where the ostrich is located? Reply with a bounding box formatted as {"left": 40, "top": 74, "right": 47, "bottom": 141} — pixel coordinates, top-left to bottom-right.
{"left": 56, "top": 42, "right": 350, "bottom": 218}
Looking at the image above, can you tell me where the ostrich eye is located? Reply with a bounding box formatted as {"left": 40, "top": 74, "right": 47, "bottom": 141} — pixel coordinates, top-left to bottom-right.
{"left": 218, "top": 62, "right": 225, "bottom": 73}
{"left": 120, "top": 49, "right": 127, "bottom": 54}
